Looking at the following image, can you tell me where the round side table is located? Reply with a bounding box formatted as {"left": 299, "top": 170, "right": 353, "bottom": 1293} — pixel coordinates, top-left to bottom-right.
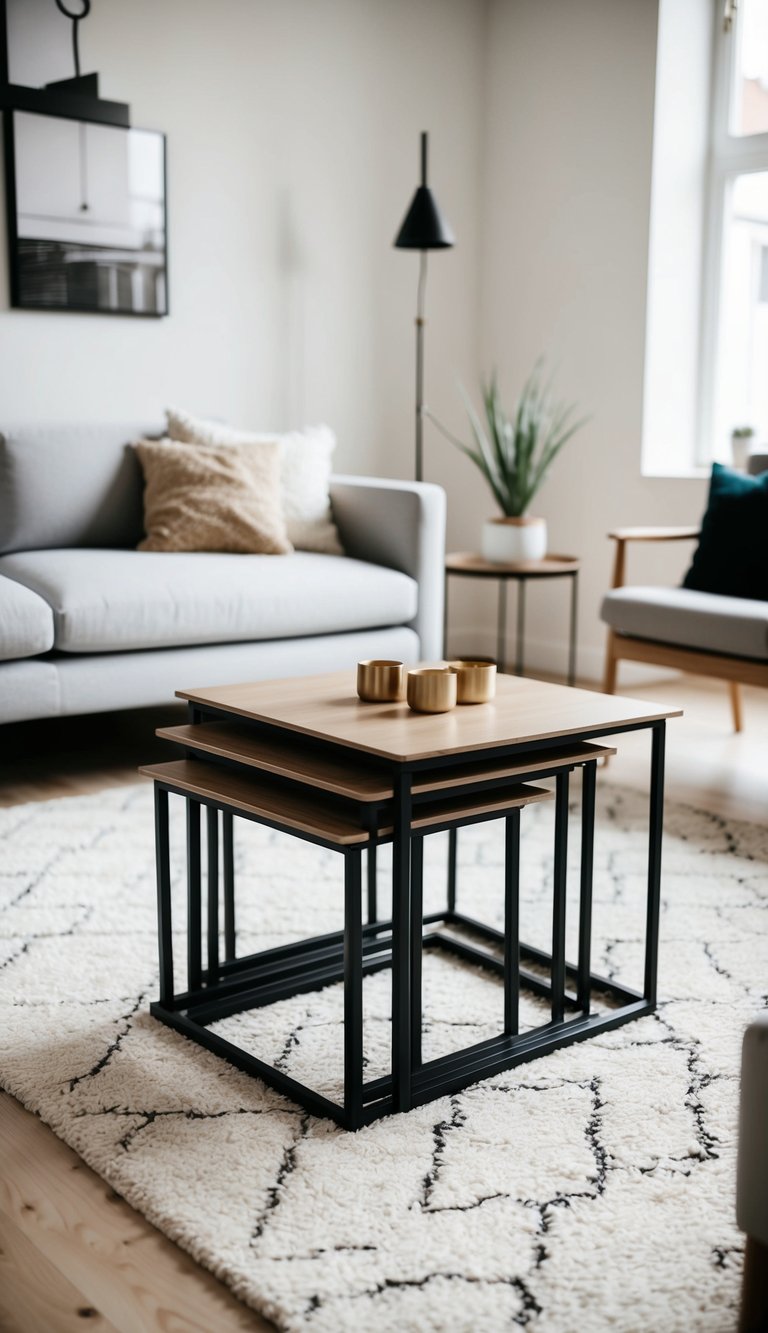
{"left": 444, "top": 552, "right": 580, "bottom": 685}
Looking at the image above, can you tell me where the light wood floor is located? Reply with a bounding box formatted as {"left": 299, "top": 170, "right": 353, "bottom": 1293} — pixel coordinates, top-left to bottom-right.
{"left": 0, "top": 676, "right": 765, "bottom": 1331}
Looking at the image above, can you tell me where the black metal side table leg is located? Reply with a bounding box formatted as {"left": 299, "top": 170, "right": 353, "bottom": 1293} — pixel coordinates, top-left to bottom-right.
{"left": 344, "top": 850, "right": 364, "bottom": 1129}
{"left": 644, "top": 721, "right": 666, "bottom": 1008}
{"left": 577, "top": 760, "right": 596, "bottom": 1014}
{"left": 391, "top": 771, "right": 413, "bottom": 1112}
{"left": 447, "top": 827, "right": 457, "bottom": 913}
{"left": 551, "top": 770, "right": 569, "bottom": 1023}
{"left": 207, "top": 807, "right": 219, "bottom": 983}
{"left": 187, "top": 799, "right": 202, "bottom": 993}
{"left": 504, "top": 811, "right": 521, "bottom": 1037}
{"left": 410, "top": 835, "right": 424, "bottom": 1070}
{"left": 154, "top": 786, "right": 174, "bottom": 1006}
{"left": 222, "top": 811, "right": 236, "bottom": 963}
{"left": 367, "top": 841, "right": 378, "bottom": 925}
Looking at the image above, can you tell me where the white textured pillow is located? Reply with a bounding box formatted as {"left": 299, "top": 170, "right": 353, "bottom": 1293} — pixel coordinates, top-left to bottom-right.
{"left": 165, "top": 408, "right": 343, "bottom": 555}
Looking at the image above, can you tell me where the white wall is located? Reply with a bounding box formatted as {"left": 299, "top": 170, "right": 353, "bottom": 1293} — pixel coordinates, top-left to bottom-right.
{"left": 463, "top": 0, "right": 710, "bottom": 681}
{"left": 0, "top": 0, "right": 485, "bottom": 481}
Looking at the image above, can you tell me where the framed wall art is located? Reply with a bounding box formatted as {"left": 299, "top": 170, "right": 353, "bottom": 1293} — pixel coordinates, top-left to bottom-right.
{"left": 3, "top": 108, "right": 167, "bottom": 316}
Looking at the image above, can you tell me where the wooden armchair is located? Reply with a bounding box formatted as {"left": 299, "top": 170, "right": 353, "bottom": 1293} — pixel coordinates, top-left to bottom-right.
{"left": 602, "top": 526, "right": 768, "bottom": 732}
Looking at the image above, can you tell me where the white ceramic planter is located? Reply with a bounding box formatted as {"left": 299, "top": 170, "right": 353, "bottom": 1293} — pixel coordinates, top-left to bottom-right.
{"left": 482, "top": 515, "right": 547, "bottom": 564}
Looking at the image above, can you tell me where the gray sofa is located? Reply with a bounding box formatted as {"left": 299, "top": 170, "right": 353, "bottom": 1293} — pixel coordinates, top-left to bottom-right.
{"left": 0, "top": 422, "right": 446, "bottom": 725}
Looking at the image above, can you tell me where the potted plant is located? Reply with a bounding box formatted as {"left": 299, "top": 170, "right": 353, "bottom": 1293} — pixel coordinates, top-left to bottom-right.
{"left": 430, "top": 364, "right": 587, "bottom": 564}
{"left": 730, "top": 425, "right": 755, "bottom": 471}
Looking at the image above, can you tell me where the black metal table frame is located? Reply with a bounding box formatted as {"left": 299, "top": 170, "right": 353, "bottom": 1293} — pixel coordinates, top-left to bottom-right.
{"left": 149, "top": 707, "right": 665, "bottom": 1131}
{"left": 444, "top": 563, "right": 579, "bottom": 684}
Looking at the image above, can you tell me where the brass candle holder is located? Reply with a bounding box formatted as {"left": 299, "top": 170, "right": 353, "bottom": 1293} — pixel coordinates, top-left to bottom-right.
{"left": 356, "top": 659, "right": 405, "bottom": 703}
{"left": 448, "top": 660, "right": 497, "bottom": 704}
{"left": 406, "top": 667, "right": 457, "bottom": 713}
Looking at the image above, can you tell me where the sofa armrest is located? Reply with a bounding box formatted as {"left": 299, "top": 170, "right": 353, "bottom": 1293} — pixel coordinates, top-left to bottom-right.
{"left": 607, "top": 527, "right": 700, "bottom": 588}
{"left": 330, "top": 475, "right": 446, "bottom": 660}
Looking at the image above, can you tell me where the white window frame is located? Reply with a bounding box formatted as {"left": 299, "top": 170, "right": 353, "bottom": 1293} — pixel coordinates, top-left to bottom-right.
{"left": 697, "top": 0, "right": 768, "bottom": 464}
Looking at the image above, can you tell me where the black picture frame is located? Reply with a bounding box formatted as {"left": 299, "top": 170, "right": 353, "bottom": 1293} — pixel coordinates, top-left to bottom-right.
{"left": 3, "top": 107, "right": 168, "bottom": 318}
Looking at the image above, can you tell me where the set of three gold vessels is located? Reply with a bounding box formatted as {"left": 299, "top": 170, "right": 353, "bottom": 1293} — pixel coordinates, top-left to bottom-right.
{"left": 356, "top": 659, "right": 496, "bottom": 714}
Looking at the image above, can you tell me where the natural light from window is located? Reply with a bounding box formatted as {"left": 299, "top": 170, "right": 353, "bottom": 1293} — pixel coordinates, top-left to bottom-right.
{"left": 714, "top": 170, "right": 768, "bottom": 452}
{"left": 732, "top": 0, "right": 768, "bottom": 135}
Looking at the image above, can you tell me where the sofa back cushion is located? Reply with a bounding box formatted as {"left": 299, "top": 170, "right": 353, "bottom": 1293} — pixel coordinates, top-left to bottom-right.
{"left": 0, "top": 422, "right": 163, "bottom": 554}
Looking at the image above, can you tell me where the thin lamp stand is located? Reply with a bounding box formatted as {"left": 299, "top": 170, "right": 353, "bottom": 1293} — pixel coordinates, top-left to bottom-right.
{"left": 394, "top": 130, "right": 455, "bottom": 483}
{"left": 416, "top": 250, "right": 427, "bottom": 483}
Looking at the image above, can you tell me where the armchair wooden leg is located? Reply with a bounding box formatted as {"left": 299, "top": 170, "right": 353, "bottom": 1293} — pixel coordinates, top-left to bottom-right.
{"left": 603, "top": 632, "right": 618, "bottom": 695}
{"left": 729, "top": 681, "right": 744, "bottom": 733}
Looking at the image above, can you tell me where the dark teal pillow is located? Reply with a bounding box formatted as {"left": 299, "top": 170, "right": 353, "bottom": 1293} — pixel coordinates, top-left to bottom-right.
{"left": 683, "top": 462, "right": 768, "bottom": 601}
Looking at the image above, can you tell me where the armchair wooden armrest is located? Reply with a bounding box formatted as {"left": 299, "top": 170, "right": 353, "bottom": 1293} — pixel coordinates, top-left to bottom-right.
{"left": 607, "top": 527, "right": 700, "bottom": 588}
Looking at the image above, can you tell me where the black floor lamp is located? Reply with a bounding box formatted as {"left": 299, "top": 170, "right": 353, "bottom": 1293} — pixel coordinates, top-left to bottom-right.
{"left": 394, "top": 131, "right": 455, "bottom": 482}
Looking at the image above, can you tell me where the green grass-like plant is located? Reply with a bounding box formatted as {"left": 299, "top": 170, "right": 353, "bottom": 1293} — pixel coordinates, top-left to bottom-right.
{"left": 430, "top": 364, "right": 587, "bottom": 518}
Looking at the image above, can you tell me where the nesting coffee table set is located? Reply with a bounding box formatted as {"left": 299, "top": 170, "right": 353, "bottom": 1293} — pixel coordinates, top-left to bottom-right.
{"left": 141, "top": 666, "right": 679, "bottom": 1131}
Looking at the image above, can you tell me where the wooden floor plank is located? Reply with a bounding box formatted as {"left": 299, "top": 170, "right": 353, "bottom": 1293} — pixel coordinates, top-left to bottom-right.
{"left": 0, "top": 1093, "right": 271, "bottom": 1333}
{"left": 0, "top": 1210, "right": 119, "bottom": 1333}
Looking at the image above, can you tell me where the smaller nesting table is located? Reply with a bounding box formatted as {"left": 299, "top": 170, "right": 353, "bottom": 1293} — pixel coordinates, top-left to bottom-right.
{"left": 445, "top": 552, "right": 580, "bottom": 684}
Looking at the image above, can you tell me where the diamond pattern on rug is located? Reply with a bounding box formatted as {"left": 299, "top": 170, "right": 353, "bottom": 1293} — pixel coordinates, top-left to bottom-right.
{"left": 1, "top": 781, "right": 766, "bottom": 1332}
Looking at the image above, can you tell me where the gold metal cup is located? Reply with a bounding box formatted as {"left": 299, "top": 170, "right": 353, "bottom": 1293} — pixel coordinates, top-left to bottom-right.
{"left": 406, "top": 667, "right": 457, "bottom": 714}
{"left": 356, "top": 659, "right": 405, "bottom": 703}
{"left": 448, "top": 660, "right": 497, "bottom": 704}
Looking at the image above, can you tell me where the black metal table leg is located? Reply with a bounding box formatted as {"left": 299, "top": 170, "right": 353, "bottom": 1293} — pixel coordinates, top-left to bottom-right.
{"left": 344, "top": 850, "right": 363, "bottom": 1129}
{"left": 497, "top": 579, "right": 507, "bottom": 673}
{"left": 504, "top": 810, "right": 521, "bottom": 1036}
{"left": 154, "top": 786, "right": 174, "bottom": 1005}
{"left": 515, "top": 578, "right": 526, "bottom": 677}
{"left": 207, "top": 806, "right": 219, "bottom": 981}
{"left": 222, "top": 811, "right": 236, "bottom": 962}
{"left": 447, "top": 826, "right": 457, "bottom": 912}
{"left": 577, "top": 760, "right": 596, "bottom": 1013}
{"left": 392, "top": 770, "right": 413, "bottom": 1112}
{"left": 187, "top": 800, "right": 202, "bottom": 992}
{"left": 410, "top": 835, "right": 424, "bottom": 1070}
{"left": 568, "top": 572, "right": 579, "bottom": 686}
{"left": 644, "top": 721, "right": 666, "bottom": 1007}
{"left": 551, "top": 770, "right": 569, "bottom": 1023}
{"left": 367, "top": 840, "right": 378, "bottom": 925}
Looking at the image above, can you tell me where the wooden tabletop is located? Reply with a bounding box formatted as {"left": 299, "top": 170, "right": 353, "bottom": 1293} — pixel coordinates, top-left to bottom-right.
{"left": 445, "top": 552, "right": 580, "bottom": 577}
{"left": 177, "top": 671, "right": 681, "bottom": 764}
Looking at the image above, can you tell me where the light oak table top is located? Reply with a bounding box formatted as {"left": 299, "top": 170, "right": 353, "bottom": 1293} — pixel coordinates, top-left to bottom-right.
{"left": 177, "top": 671, "right": 681, "bottom": 764}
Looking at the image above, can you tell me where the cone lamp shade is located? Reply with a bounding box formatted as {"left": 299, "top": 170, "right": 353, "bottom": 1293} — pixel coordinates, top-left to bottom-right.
{"left": 394, "top": 132, "right": 455, "bottom": 481}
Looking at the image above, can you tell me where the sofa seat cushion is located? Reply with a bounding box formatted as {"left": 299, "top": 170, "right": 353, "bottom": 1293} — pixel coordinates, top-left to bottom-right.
{"left": 0, "top": 550, "right": 418, "bottom": 654}
{"left": 0, "top": 574, "right": 54, "bottom": 660}
{"left": 601, "top": 586, "right": 768, "bottom": 661}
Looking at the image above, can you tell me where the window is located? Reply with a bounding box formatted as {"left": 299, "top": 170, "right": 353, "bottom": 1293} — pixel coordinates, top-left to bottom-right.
{"left": 642, "top": 0, "right": 768, "bottom": 474}
{"left": 702, "top": 0, "right": 768, "bottom": 462}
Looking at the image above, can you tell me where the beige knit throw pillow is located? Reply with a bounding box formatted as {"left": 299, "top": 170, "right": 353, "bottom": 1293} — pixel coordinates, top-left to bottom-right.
{"left": 133, "top": 438, "right": 292, "bottom": 554}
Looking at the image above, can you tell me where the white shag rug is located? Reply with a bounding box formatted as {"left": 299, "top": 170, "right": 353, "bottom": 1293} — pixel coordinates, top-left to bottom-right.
{"left": 1, "top": 781, "right": 766, "bottom": 1332}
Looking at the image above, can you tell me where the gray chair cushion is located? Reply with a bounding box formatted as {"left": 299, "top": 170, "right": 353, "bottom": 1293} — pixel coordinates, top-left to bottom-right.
{"left": 0, "top": 573, "right": 54, "bottom": 660}
{"left": 0, "top": 421, "right": 162, "bottom": 554}
{"left": 0, "top": 549, "right": 418, "bottom": 653}
{"left": 601, "top": 586, "right": 768, "bottom": 661}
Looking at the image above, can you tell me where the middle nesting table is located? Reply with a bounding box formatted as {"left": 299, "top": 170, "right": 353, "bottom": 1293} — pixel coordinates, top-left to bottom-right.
{"left": 142, "top": 670, "right": 678, "bottom": 1130}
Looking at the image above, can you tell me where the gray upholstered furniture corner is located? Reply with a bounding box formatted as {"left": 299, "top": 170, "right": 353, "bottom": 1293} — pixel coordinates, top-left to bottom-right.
{"left": 600, "top": 461, "right": 768, "bottom": 732}
{"left": 0, "top": 423, "right": 446, "bottom": 725}
{"left": 737, "top": 1015, "right": 768, "bottom": 1333}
